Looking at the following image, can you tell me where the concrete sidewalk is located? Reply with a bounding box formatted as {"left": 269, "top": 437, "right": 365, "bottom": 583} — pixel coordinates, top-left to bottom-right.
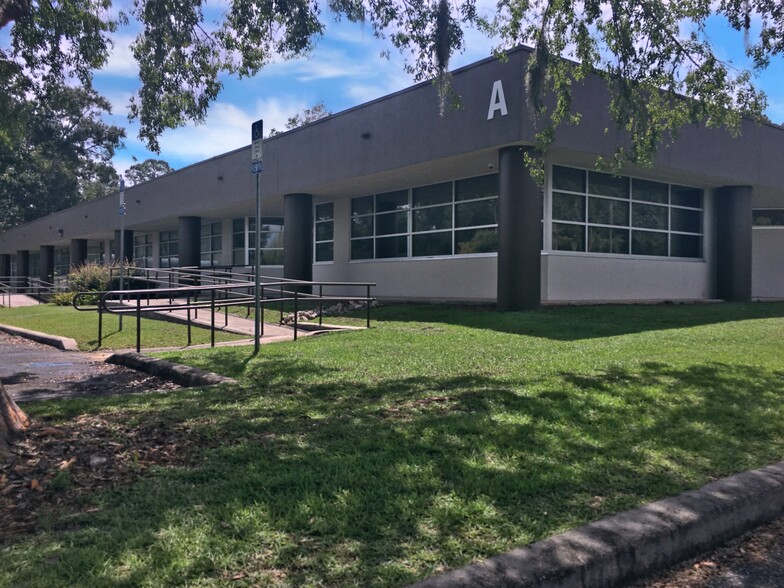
{"left": 2, "top": 294, "right": 40, "bottom": 308}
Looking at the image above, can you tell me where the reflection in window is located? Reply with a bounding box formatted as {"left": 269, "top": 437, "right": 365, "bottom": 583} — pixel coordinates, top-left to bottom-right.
{"left": 349, "top": 174, "right": 499, "bottom": 261}
{"left": 551, "top": 165, "right": 704, "bottom": 258}
{"left": 753, "top": 209, "right": 784, "bottom": 227}
{"left": 314, "top": 202, "right": 334, "bottom": 262}
{"left": 231, "top": 217, "right": 283, "bottom": 266}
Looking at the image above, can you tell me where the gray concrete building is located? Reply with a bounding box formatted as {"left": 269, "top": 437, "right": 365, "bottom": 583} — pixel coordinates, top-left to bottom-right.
{"left": 2, "top": 46, "right": 784, "bottom": 308}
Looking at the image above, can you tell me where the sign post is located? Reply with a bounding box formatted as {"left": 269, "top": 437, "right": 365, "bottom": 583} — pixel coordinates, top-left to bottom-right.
{"left": 251, "top": 120, "right": 263, "bottom": 353}
{"left": 118, "top": 177, "right": 126, "bottom": 330}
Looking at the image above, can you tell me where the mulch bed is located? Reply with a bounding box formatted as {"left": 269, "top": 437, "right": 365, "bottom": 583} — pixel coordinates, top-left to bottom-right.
{"left": 1, "top": 413, "right": 212, "bottom": 541}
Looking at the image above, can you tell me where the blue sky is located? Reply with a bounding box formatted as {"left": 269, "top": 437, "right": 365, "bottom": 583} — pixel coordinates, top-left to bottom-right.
{"left": 9, "top": 6, "right": 784, "bottom": 176}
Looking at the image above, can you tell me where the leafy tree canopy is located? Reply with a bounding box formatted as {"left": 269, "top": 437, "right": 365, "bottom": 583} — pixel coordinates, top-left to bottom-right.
{"left": 124, "top": 158, "right": 175, "bottom": 186}
{"left": 0, "top": 56, "right": 124, "bottom": 230}
{"left": 267, "top": 102, "right": 332, "bottom": 136}
{"left": 1, "top": 0, "right": 782, "bottom": 171}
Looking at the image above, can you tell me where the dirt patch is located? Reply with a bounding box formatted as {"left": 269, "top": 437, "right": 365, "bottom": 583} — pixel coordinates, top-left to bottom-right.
{"left": 1, "top": 412, "right": 212, "bottom": 541}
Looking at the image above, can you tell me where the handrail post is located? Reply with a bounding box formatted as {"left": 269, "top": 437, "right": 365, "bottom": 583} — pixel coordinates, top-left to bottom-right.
{"left": 279, "top": 283, "right": 284, "bottom": 323}
{"left": 136, "top": 295, "right": 141, "bottom": 353}
{"left": 293, "top": 289, "right": 298, "bottom": 341}
{"left": 210, "top": 289, "right": 216, "bottom": 348}
{"left": 319, "top": 284, "right": 323, "bottom": 326}
{"left": 187, "top": 295, "right": 192, "bottom": 346}
{"left": 260, "top": 285, "right": 265, "bottom": 337}
{"left": 98, "top": 299, "right": 103, "bottom": 347}
{"left": 366, "top": 285, "right": 371, "bottom": 329}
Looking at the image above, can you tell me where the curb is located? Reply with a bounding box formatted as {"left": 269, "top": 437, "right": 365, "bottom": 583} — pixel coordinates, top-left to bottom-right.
{"left": 106, "top": 352, "right": 237, "bottom": 388}
{"left": 0, "top": 323, "right": 79, "bottom": 351}
{"left": 408, "top": 461, "right": 784, "bottom": 588}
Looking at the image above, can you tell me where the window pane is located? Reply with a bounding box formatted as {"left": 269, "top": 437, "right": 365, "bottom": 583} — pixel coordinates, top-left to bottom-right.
{"left": 671, "top": 186, "right": 702, "bottom": 208}
{"left": 552, "top": 166, "right": 586, "bottom": 193}
{"left": 352, "top": 196, "right": 373, "bottom": 216}
{"left": 456, "top": 174, "right": 499, "bottom": 201}
{"left": 632, "top": 203, "right": 668, "bottom": 230}
{"left": 413, "top": 182, "right": 451, "bottom": 207}
{"left": 753, "top": 209, "right": 784, "bottom": 226}
{"left": 351, "top": 216, "right": 373, "bottom": 238}
{"left": 671, "top": 208, "right": 702, "bottom": 233}
{"left": 376, "top": 190, "right": 408, "bottom": 212}
{"left": 233, "top": 250, "right": 245, "bottom": 265}
{"left": 315, "top": 242, "right": 334, "bottom": 262}
{"left": 588, "top": 171, "right": 629, "bottom": 198}
{"left": 552, "top": 223, "right": 585, "bottom": 251}
{"left": 552, "top": 192, "right": 585, "bottom": 222}
{"left": 351, "top": 239, "right": 373, "bottom": 260}
{"left": 232, "top": 233, "right": 244, "bottom": 249}
{"left": 588, "top": 197, "right": 629, "bottom": 226}
{"left": 455, "top": 228, "right": 498, "bottom": 254}
{"left": 376, "top": 235, "right": 407, "bottom": 258}
{"left": 671, "top": 234, "right": 702, "bottom": 258}
{"left": 259, "top": 232, "right": 283, "bottom": 249}
{"left": 413, "top": 205, "right": 452, "bottom": 232}
{"left": 631, "top": 230, "right": 668, "bottom": 256}
{"left": 316, "top": 222, "right": 334, "bottom": 241}
{"left": 633, "top": 179, "right": 668, "bottom": 203}
{"left": 261, "top": 223, "right": 283, "bottom": 232}
{"left": 211, "top": 236, "right": 222, "bottom": 251}
{"left": 233, "top": 218, "right": 245, "bottom": 232}
{"left": 315, "top": 202, "right": 334, "bottom": 221}
{"left": 413, "top": 232, "right": 452, "bottom": 256}
{"left": 257, "top": 250, "right": 283, "bottom": 265}
{"left": 376, "top": 211, "right": 407, "bottom": 235}
{"left": 455, "top": 199, "right": 498, "bottom": 227}
{"left": 588, "top": 227, "right": 629, "bottom": 254}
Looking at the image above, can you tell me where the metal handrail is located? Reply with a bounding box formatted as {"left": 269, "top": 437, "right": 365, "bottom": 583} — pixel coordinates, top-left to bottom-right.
{"left": 72, "top": 277, "right": 376, "bottom": 352}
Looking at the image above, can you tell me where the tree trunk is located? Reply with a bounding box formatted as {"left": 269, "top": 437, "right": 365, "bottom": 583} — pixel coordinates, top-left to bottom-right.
{"left": 0, "top": 381, "right": 29, "bottom": 456}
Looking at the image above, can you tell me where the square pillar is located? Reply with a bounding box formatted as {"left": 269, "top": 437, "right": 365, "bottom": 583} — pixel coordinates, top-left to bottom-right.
{"left": 715, "top": 186, "right": 752, "bottom": 302}
{"left": 70, "top": 239, "right": 88, "bottom": 268}
{"left": 178, "top": 216, "right": 202, "bottom": 268}
{"left": 15, "top": 250, "right": 29, "bottom": 292}
{"left": 497, "top": 146, "right": 542, "bottom": 311}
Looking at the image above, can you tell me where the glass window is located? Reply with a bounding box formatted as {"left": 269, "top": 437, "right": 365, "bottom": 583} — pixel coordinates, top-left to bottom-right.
{"left": 588, "top": 198, "right": 629, "bottom": 226}
{"left": 631, "top": 230, "right": 668, "bottom": 256}
{"left": 670, "top": 234, "right": 702, "bottom": 258}
{"left": 753, "top": 209, "right": 784, "bottom": 226}
{"left": 200, "top": 221, "right": 223, "bottom": 268}
{"left": 632, "top": 179, "right": 668, "bottom": 203}
{"left": 588, "top": 171, "right": 629, "bottom": 199}
{"left": 552, "top": 166, "right": 586, "bottom": 193}
{"left": 588, "top": 227, "right": 629, "bottom": 254}
{"left": 671, "top": 185, "right": 703, "bottom": 208}
{"left": 314, "top": 202, "right": 334, "bottom": 262}
{"left": 671, "top": 208, "right": 702, "bottom": 234}
{"left": 553, "top": 223, "right": 585, "bottom": 252}
{"left": 552, "top": 192, "right": 586, "bottom": 223}
{"left": 350, "top": 174, "right": 500, "bottom": 261}
{"left": 159, "top": 230, "right": 179, "bottom": 268}
{"left": 134, "top": 233, "right": 153, "bottom": 268}
{"left": 632, "top": 203, "right": 668, "bottom": 230}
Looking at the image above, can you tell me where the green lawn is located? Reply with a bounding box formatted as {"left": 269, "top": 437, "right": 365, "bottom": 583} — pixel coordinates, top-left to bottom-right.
{"left": 3, "top": 302, "right": 784, "bottom": 587}
{"left": 0, "top": 304, "right": 245, "bottom": 350}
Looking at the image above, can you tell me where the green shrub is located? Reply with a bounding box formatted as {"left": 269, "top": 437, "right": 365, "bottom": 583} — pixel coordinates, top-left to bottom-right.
{"left": 68, "top": 262, "right": 112, "bottom": 293}
{"left": 51, "top": 292, "right": 75, "bottom": 306}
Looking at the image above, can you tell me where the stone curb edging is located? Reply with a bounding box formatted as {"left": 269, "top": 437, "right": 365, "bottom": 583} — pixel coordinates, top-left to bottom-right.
{"left": 106, "top": 352, "right": 237, "bottom": 388}
{"left": 0, "top": 323, "right": 79, "bottom": 351}
{"left": 408, "top": 461, "right": 784, "bottom": 588}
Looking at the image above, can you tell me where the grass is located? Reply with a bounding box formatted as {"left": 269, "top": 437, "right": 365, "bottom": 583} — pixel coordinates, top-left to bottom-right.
{"left": 3, "top": 302, "right": 784, "bottom": 587}
{"left": 0, "top": 304, "right": 245, "bottom": 350}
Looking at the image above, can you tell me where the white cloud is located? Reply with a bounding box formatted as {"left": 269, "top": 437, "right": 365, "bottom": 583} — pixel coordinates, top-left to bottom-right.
{"left": 138, "top": 97, "right": 310, "bottom": 160}
{"left": 104, "top": 90, "right": 133, "bottom": 116}
{"left": 102, "top": 34, "right": 139, "bottom": 77}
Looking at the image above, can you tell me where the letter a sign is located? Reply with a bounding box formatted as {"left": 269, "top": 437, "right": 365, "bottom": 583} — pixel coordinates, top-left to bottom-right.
{"left": 487, "top": 80, "right": 508, "bottom": 120}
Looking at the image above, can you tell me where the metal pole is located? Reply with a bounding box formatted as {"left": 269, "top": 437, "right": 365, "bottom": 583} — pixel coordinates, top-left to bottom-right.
{"left": 254, "top": 173, "right": 261, "bottom": 353}
{"left": 118, "top": 178, "right": 126, "bottom": 331}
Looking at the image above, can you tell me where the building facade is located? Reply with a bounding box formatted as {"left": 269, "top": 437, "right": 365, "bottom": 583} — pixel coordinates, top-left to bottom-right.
{"left": 2, "top": 47, "right": 783, "bottom": 308}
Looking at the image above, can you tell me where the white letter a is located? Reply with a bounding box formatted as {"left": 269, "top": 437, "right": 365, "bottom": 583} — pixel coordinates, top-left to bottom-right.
{"left": 487, "top": 80, "right": 508, "bottom": 120}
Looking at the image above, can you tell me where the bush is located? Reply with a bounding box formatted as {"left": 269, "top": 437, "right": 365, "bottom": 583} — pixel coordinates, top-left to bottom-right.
{"left": 52, "top": 292, "right": 75, "bottom": 306}
{"left": 68, "top": 263, "right": 112, "bottom": 293}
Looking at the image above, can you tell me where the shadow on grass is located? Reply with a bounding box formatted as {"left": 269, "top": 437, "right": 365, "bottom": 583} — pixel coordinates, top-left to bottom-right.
{"left": 366, "top": 301, "right": 784, "bottom": 341}
{"left": 7, "top": 358, "right": 784, "bottom": 587}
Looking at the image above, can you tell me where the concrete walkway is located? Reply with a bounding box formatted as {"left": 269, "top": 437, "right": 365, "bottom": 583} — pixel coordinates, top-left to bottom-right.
{"left": 2, "top": 294, "right": 40, "bottom": 308}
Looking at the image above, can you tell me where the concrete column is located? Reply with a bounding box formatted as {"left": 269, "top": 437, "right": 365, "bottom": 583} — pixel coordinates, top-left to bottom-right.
{"left": 715, "top": 185, "right": 753, "bottom": 302}
{"left": 178, "top": 216, "right": 202, "bottom": 268}
{"left": 0, "top": 254, "right": 10, "bottom": 278}
{"left": 40, "top": 245, "right": 54, "bottom": 282}
{"left": 283, "top": 193, "right": 313, "bottom": 290}
{"left": 15, "top": 250, "right": 29, "bottom": 292}
{"left": 114, "top": 230, "right": 134, "bottom": 264}
{"left": 497, "top": 146, "right": 542, "bottom": 311}
{"left": 70, "top": 239, "right": 88, "bottom": 268}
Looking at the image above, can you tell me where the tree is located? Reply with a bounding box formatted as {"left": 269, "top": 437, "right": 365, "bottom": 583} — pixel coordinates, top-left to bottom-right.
{"left": 267, "top": 102, "right": 332, "bottom": 137}
{"left": 125, "top": 158, "right": 175, "bottom": 186}
{"left": 0, "top": 382, "right": 28, "bottom": 457}
{"left": 0, "top": 67, "right": 125, "bottom": 230}
{"left": 1, "top": 0, "right": 782, "bottom": 168}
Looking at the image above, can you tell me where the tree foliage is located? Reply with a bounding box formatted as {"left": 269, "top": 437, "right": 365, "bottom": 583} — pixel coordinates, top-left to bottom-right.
{"left": 1, "top": 0, "right": 782, "bottom": 172}
{"left": 125, "top": 158, "right": 175, "bottom": 186}
{"left": 267, "top": 102, "right": 332, "bottom": 136}
{"left": 0, "top": 57, "right": 124, "bottom": 230}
